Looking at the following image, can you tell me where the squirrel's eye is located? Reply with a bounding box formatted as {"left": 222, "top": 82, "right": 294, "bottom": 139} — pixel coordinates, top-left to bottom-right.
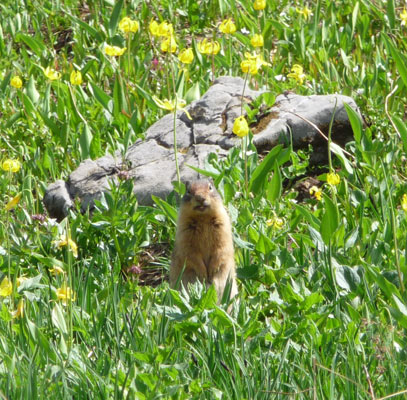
{"left": 208, "top": 184, "right": 213, "bottom": 191}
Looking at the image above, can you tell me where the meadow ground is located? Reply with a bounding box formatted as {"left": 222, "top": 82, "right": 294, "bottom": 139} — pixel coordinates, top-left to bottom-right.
{"left": 1, "top": 0, "right": 407, "bottom": 398}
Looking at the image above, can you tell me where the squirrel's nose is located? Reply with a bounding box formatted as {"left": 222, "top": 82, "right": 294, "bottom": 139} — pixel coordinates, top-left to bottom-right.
{"left": 195, "top": 194, "right": 205, "bottom": 203}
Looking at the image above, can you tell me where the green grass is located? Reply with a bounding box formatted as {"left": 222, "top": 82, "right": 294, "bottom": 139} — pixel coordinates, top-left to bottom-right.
{"left": 1, "top": 0, "right": 407, "bottom": 398}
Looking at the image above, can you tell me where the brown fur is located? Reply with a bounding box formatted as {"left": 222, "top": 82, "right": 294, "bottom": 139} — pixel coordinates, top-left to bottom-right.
{"left": 170, "top": 179, "right": 237, "bottom": 302}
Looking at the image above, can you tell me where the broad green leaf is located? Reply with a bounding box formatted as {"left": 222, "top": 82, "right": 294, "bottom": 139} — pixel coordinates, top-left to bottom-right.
{"left": 267, "top": 164, "right": 282, "bottom": 203}
{"left": 151, "top": 195, "right": 177, "bottom": 224}
{"left": 294, "top": 204, "right": 320, "bottom": 230}
{"left": 195, "top": 284, "right": 217, "bottom": 311}
{"left": 255, "top": 233, "right": 276, "bottom": 254}
{"left": 302, "top": 292, "right": 324, "bottom": 311}
{"left": 51, "top": 303, "right": 68, "bottom": 336}
{"left": 344, "top": 102, "right": 363, "bottom": 144}
{"left": 80, "top": 124, "right": 93, "bottom": 159}
{"left": 351, "top": 2, "right": 359, "bottom": 37}
{"left": 320, "top": 194, "right": 339, "bottom": 245}
{"left": 109, "top": 0, "right": 124, "bottom": 37}
{"left": 185, "top": 164, "right": 219, "bottom": 179}
{"left": 383, "top": 36, "right": 407, "bottom": 90}
{"left": 185, "top": 82, "right": 201, "bottom": 103}
{"left": 366, "top": 265, "right": 402, "bottom": 300}
{"left": 38, "top": 111, "right": 59, "bottom": 137}
{"left": 330, "top": 142, "right": 353, "bottom": 174}
{"left": 69, "top": 15, "right": 103, "bottom": 41}
{"left": 26, "top": 75, "right": 40, "bottom": 104}
{"left": 113, "top": 73, "right": 127, "bottom": 117}
{"left": 0, "top": 72, "right": 11, "bottom": 93}
{"left": 16, "top": 33, "right": 47, "bottom": 57}
{"left": 335, "top": 264, "right": 361, "bottom": 292}
{"left": 392, "top": 115, "right": 407, "bottom": 154}
{"left": 249, "top": 145, "right": 282, "bottom": 194}
{"left": 89, "top": 82, "right": 113, "bottom": 112}
{"left": 22, "top": 93, "right": 37, "bottom": 118}
{"left": 387, "top": 0, "right": 395, "bottom": 30}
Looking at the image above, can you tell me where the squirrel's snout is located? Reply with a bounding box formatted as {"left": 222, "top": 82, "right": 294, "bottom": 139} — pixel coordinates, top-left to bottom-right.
{"left": 192, "top": 193, "right": 210, "bottom": 208}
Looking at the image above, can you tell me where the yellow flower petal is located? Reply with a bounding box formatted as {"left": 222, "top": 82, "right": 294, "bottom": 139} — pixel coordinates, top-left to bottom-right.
{"left": 44, "top": 66, "right": 61, "bottom": 81}
{"left": 104, "top": 44, "right": 127, "bottom": 57}
{"left": 233, "top": 116, "right": 249, "bottom": 137}
{"left": 56, "top": 285, "right": 76, "bottom": 305}
{"left": 327, "top": 172, "right": 340, "bottom": 186}
{"left": 0, "top": 277, "right": 12, "bottom": 297}
{"left": 119, "top": 16, "right": 139, "bottom": 33}
{"left": 253, "top": 0, "right": 266, "bottom": 10}
{"left": 296, "top": 6, "right": 312, "bottom": 20}
{"left": 250, "top": 34, "right": 264, "bottom": 47}
{"left": 401, "top": 194, "right": 407, "bottom": 211}
{"left": 5, "top": 193, "right": 21, "bottom": 211}
{"left": 149, "top": 19, "right": 159, "bottom": 36}
{"left": 160, "top": 36, "right": 177, "bottom": 53}
{"left": 2, "top": 159, "right": 21, "bottom": 173}
{"left": 266, "top": 217, "right": 284, "bottom": 229}
{"left": 10, "top": 76, "right": 23, "bottom": 89}
{"left": 12, "top": 299, "right": 24, "bottom": 319}
{"left": 401, "top": 9, "right": 407, "bottom": 26}
{"left": 178, "top": 48, "right": 194, "bottom": 64}
{"left": 309, "top": 186, "right": 322, "bottom": 201}
{"left": 287, "top": 64, "right": 306, "bottom": 84}
{"left": 53, "top": 235, "right": 78, "bottom": 258}
{"left": 219, "top": 18, "right": 236, "bottom": 34}
{"left": 197, "top": 39, "right": 221, "bottom": 55}
{"left": 50, "top": 266, "right": 66, "bottom": 275}
{"left": 70, "top": 70, "right": 82, "bottom": 85}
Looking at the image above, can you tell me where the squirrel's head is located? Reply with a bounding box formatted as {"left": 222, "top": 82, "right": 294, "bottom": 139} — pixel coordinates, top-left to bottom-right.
{"left": 182, "top": 179, "right": 220, "bottom": 214}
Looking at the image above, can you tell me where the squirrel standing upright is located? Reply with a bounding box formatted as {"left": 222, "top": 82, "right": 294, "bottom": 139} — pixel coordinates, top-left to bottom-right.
{"left": 170, "top": 179, "right": 237, "bottom": 302}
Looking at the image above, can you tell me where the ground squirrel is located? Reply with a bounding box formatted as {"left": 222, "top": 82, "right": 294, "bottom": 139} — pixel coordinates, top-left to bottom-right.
{"left": 170, "top": 179, "right": 237, "bottom": 302}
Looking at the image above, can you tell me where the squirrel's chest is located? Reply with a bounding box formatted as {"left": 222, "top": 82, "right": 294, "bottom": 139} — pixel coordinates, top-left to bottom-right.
{"left": 185, "top": 219, "right": 222, "bottom": 248}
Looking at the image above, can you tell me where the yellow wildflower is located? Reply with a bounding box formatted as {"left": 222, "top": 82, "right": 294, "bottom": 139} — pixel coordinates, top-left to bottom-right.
{"left": 44, "top": 66, "right": 61, "bottom": 81}
{"left": 104, "top": 44, "right": 127, "bottom": 57}
{"left": 197, "top": 39, "right": 221, "bottom": 55}
{"left": 296, "top": 6, "right": 312, "bottom": 20}
{"left": 241, "top": 52, "right": 270, "bottom": 75}
{"left": 309, "top": 186, "right": 322, "bottom": 201}
{"left": 402, "top": 194, "right": 407, "bottom": 211}
{"left": 149, "top": 19, "right": 159, "bottom": 36}
{"left": 219, "top": 18, "right": 236, "bottom": 34}
{"left": 12, "top": 299, "right": 24, "bottom": 319}
{"left": 160, "top": 36, "right": 177, "bottom": 53}
{"left": 54, "top": 235, "right": 78, "bottom": 258}
{"left": 241, "top": 59, "right": 258, "bottom": 75}
{"left": 0, "top": 277, "right": 12, "bottom": 297}
{"left": 327, "top": 172, "right": 340, "bottom": 186}
{"left": 266, "top": 217, "right": 284, "bottom": 229}
{"left": 149, "top": 20, "right": 174, "bottom": 37}
{"left": 158, "top": 21, "right": 174, "bottom": 37}
{"left": 178, "top": 48, "right": 194, "bottom": 64}
{"left": 287, "top": 64, "right": 306, "bottom": 84}
{"left": 119, "top": 16, "right": 139, "bottom": 33}
{"left": 56, "top": 285, "right": 76, "bottom": 305}
{"left": 250, "top": 34, "right": 264, "bottom": 47}
{"left": 50, "top": 265, "right": 65, "bottom": 275}
{"left": 2, "top": 159, "right": 21, "bottom": 173}
{"left": 5, "top": 193, "right": 21, "bottom": 211}
{"left": 233, "top": 116, "right": 249, "bottom": 137}
{"left": 401, "top": 9, "right": 407, "bottom": 26}
{"left": 70, "top": 70, "right": 82, "bottom": 85}
{"left": 152, "top": 96, "right": 192, "bottom": 119}
{"left": 10, "top": 76, "right": 23, "bottom": 89}
{"left": 253, "top": 0, "right": 266, "bottom": 10}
